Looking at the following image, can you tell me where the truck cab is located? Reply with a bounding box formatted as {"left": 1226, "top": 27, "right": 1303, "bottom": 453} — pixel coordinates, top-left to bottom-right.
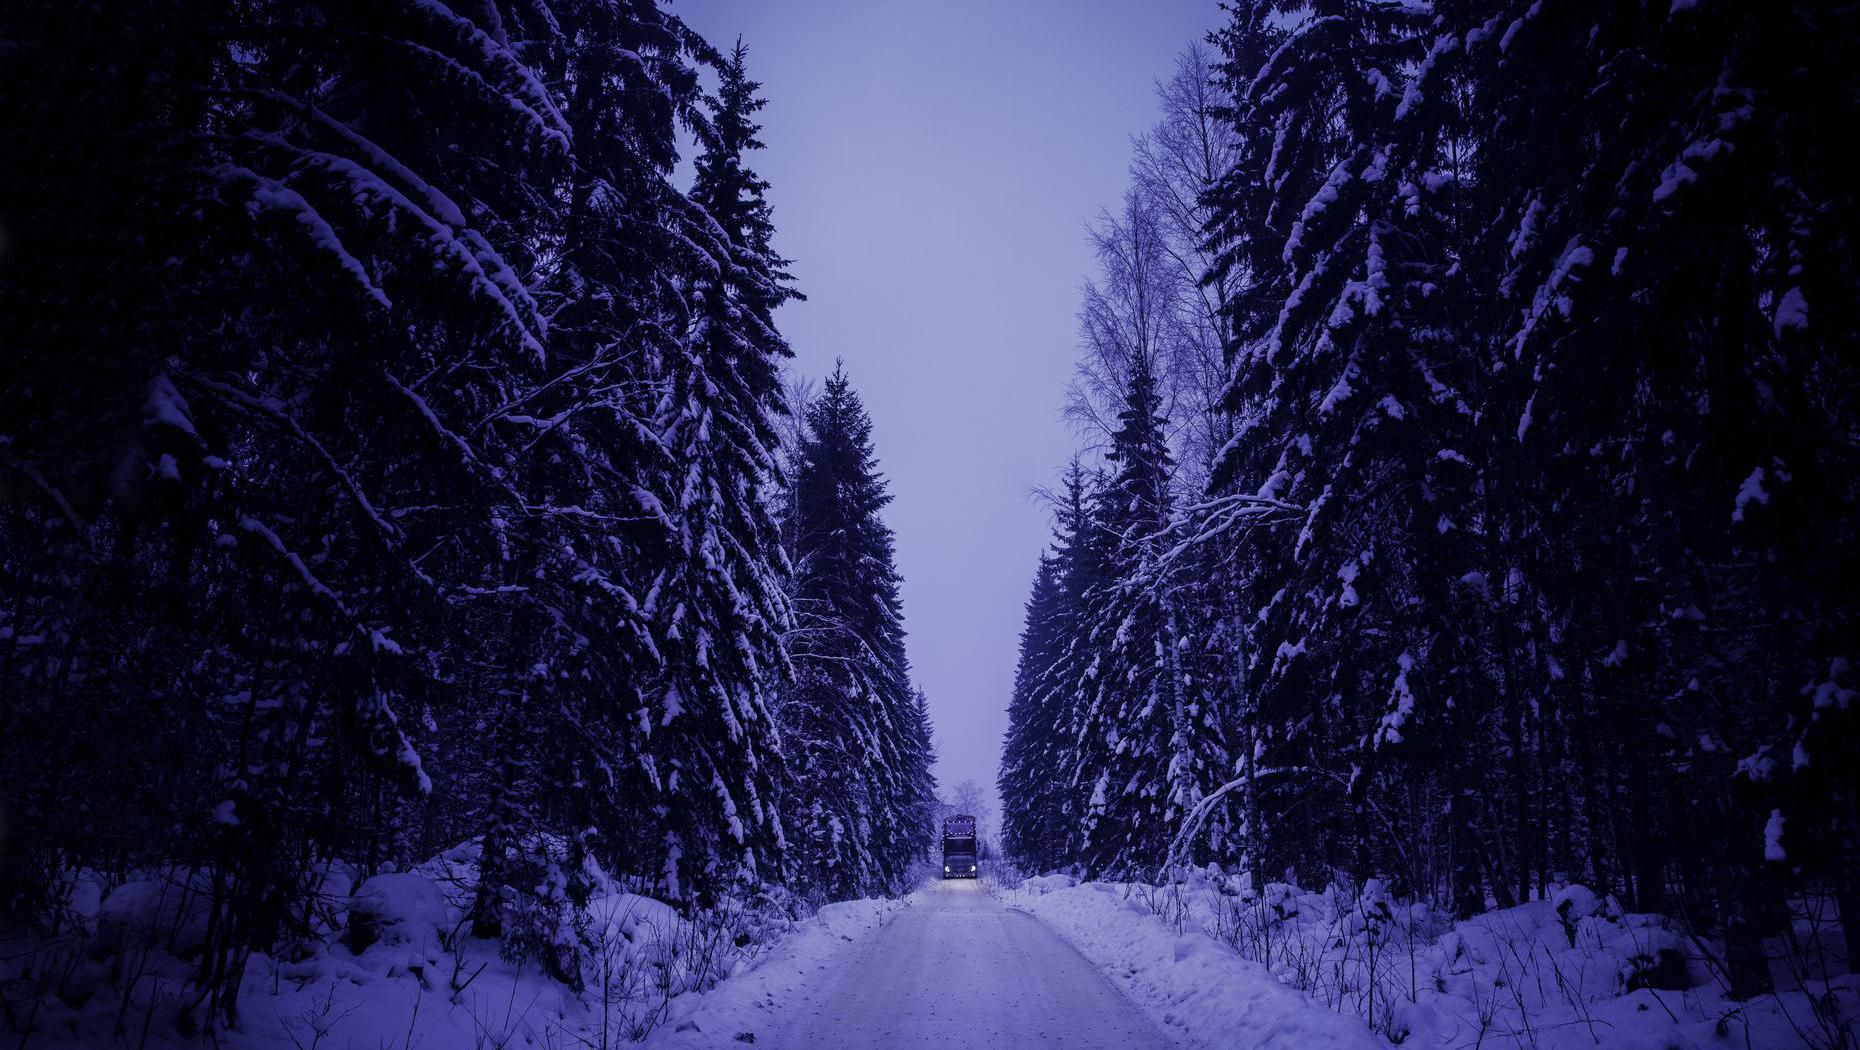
{"left": 941, "top": 814, "right": 978, "bottom": 879}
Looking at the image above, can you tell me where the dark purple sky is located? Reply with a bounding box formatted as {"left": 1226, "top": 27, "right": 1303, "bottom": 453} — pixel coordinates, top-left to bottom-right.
{"left": 675, "top": 0, "right": 1226, "bottom": 811}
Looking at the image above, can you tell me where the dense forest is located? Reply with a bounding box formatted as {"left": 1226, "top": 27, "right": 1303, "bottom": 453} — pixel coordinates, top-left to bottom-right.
{"left": 5, "top": 0, "right": 1858, "bottom": 1042}
{"left": 0, "top": 0, "right": 934, "bottom": 1021}
{"left": 999, "top": 0, "right": 1859, "bottom": 1002}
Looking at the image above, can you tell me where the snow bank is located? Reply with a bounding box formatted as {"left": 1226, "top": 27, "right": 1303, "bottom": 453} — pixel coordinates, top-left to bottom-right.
{"left": 3, "top": 851, "right": 894, "bottom": 1050}
{"left": 1019, "top": 872, "right": 1079, "bottom": 896}
{"left": 346, "top": 871, "right": 448, "bottom": 955}
{"left": 1004, "top": 873, "right": 1857, "bottom": 1050}
{"left": 1005, "top": 879, "right": 1384, "bottom": 1050}
{"left": 640, "top": 897, "right": 901, "bottom": 1049}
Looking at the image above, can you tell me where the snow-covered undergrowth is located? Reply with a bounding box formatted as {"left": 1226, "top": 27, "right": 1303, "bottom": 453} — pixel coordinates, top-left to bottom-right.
{"left": 0, "top": 844, "right": 899, "bottom": 1049}
{"left": 1004, "top": 871, "right": 1858, "bottom": 1050}
{"left": 1004, "top": 874, "right": 1383, "bottom": 1050}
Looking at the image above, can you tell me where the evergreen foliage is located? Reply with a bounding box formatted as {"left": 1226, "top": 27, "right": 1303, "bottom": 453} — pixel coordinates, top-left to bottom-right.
{"left": 0, "top": 0, "right": 936, "bottom": 1023}
{"left": 777, "top": 367, "right": 938, "bottom": 899}
{"left": 1000, "top": 1, "right": 1860, "bottom": 1004}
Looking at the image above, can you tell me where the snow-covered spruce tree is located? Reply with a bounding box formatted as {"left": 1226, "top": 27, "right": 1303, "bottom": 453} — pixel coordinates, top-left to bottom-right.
{"left": 625, "top": 32, "right": 798, "bottom": 906}
{"left": 1000, "top": 554, "right": 1068, "bottom": 871}
{"left": 1187, "top": 0, "right": 1859, "bottom": 966}
{"left": 903, "top": 686, "right": 941, "bottom": 860}
{"left": 2, "top": 0, "right": 804, "bottom": 1012}
{"left": 1071, "top": 42, "right": 1253, "bottom": 875}
{"left": 0, "top": 0, "right": 221, "bottom": 929}
{"left": 463, "top": 3, "right": 805, "bottom": 969}
{"left": 1453, "top": 0, "right": 1860, "bottom": 994}
{"left": 993, "top": 2, "right": 1856, "bottom": 986}
{"left": 1071, "top": 190, "right": 1242, "bottom": 877}
{"left": 1200, "top": 0, "right": 1495, "bottom": 897}
{"left": 1068, "top": 346, "right": 1193, "bottom": 877}
{"left": 1, "top": 0, "right": 594, "bottom": 1012}
{"left": 777, "top": 366, "right": 934, "bottom": 899}
{"left": 1000, "top": 462, "right": 1111, "bottom": 872}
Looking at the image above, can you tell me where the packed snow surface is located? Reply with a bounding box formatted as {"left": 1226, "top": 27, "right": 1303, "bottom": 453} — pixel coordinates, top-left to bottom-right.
{"left": 758, "top": 879, "right": 1169, "bottom": 1050}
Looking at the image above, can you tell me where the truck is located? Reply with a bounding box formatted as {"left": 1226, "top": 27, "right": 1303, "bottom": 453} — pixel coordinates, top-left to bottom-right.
{"left": 941, "top": 814, "right": 978, "bottom": 879}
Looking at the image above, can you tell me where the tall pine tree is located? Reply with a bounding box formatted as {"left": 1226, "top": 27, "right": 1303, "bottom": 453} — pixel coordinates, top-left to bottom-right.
{"left": 778, "top": 366, "right": 935, "bottom": 899}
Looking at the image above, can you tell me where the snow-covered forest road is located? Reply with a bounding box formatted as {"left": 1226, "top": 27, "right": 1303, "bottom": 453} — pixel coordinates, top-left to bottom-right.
{"left": 773, "top": 880, "right": 1169, "bottom": 1050}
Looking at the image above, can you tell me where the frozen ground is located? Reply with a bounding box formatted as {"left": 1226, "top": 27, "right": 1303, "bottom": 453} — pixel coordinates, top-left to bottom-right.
{"left": 1004, "top": 870, "right": 1858, "bottom": 1050}
{"left": 765, "top": 878, "right": 1168, "bottom": 1050}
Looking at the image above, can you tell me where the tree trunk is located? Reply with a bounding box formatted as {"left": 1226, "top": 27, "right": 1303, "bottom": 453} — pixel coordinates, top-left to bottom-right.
{"left": 1839, "top": 874, "right": 1860, "bottom": 978}
{"left": 1451, "top": 787, "right": 1483, "bottom": 919}
{"left": 1629, "top": 733, "right": 1665, "bottom": 913}
{"left": 1722, "top": 849, "right": 1774, "bottom": 999}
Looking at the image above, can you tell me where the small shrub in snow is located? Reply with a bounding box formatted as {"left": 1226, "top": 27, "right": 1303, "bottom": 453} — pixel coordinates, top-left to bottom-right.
{"left": 1264, "top": 882, "right": 1300, "bottom": 922}
{"left": 346, "top": 873, "right": 448, "bottom": 958}
{"left": 1549, "top": 884, "right": 1604, "bottom": 938}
